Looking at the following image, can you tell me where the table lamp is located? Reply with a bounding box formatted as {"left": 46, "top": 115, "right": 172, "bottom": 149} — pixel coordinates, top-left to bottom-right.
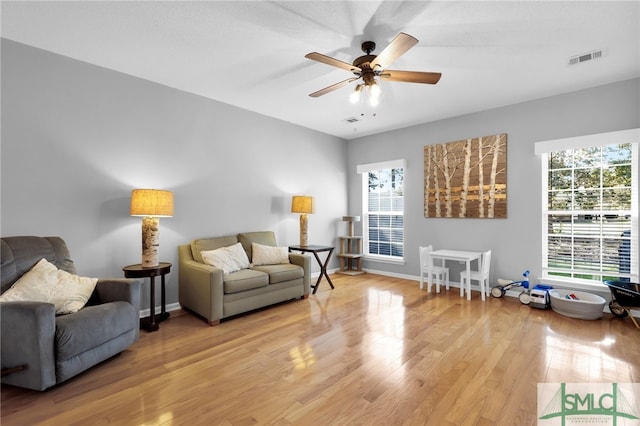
{"left": 291, "top": 195, "right": 314, "bottom": 246}
{"left": 130, "top": 189, "right": 174, "bottom": 267}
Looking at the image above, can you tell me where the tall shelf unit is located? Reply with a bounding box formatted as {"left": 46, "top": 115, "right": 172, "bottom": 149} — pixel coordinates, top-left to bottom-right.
{"left": 337, "top": 216, "right": 365, "bottom": 276}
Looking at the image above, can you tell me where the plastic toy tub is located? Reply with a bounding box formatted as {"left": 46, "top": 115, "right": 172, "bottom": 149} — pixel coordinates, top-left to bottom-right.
{"left": 549, "top": 290, "right": 606, "bottom": 320}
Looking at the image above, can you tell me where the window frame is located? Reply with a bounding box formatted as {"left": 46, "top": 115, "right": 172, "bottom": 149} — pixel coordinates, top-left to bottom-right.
{"left": 536, "top": 129, "right": 639, "bottom": 286}
{"left": 357, "top": 159, "right": 406, "bottom": 264}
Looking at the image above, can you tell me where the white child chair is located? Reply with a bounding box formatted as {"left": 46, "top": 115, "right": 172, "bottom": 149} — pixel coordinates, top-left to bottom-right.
{"left": 419, "top": 245, "right": 450, "bottom": 293}
{"left": 460, "top": 249, "right": 492, "bottom": 301}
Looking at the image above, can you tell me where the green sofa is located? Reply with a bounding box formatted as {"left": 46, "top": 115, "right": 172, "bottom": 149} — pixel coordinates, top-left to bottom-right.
{"left": 178, "top": 231, "right": 310, "bottom": 325}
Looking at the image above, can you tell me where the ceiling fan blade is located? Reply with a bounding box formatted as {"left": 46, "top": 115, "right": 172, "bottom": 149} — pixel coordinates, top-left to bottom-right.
{"left": 309, "top": 77, "right": 360, "bottom": 97}
{"left": 379, "top": 70, "right": 442, "bottom": 84}
{"left": 305, "top": 52, "right": 362, "bottom": 73}
{"left": 370, "top": 32, "right": 418, "bottom": 70}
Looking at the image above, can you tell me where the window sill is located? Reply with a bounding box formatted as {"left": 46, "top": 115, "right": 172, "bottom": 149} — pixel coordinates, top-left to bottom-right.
{"left": 537, "top": 276, "right": 609, "bottom": 294}
{"left": 363, "top": 255, "right": 405, "bottom": 266}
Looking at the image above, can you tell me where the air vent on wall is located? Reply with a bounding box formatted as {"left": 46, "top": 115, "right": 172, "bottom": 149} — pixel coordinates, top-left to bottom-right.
{"left": 568, "top": 49, "right": 604, "bottom": 65}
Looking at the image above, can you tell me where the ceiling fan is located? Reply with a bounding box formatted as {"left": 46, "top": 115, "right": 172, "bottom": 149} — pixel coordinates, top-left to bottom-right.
{"left": 305, "top": 32, "right": 441, "bottom": 105}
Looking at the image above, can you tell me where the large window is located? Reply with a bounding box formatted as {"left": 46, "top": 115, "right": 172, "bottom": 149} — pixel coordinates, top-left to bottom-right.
{"left": 357, "top": 160, "right": 405, "bottom": 262}
{"left": 536, "top": 129, "right": 638, "bottom": 284}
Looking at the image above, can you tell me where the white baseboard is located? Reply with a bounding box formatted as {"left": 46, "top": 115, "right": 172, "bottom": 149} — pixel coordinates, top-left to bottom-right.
{"left": 139, "top": 302, "right": 182, "bottom": 318}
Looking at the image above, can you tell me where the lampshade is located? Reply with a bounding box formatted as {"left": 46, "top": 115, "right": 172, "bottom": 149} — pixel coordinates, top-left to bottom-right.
{"left": 291, "top": 196, "right": 314, "bottom": 214}
{"left": 130, "top": 189, "right": 174, "bottom": 217}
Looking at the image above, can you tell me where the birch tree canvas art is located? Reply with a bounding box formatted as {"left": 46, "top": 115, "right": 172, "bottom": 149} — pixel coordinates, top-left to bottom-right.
{"left": 424, "top": 133, "right": 507, "bottom": 218}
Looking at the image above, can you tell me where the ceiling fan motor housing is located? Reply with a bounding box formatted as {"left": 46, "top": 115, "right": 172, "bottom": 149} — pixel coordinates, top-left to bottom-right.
{"left": 353, "top": 41, "right": 382, "bottom": 84}
{"left": 353, "top": 48, "right": 377, "bottom": 84}
{"left": 353, "top": 54, "right": 376, "bottom": 69}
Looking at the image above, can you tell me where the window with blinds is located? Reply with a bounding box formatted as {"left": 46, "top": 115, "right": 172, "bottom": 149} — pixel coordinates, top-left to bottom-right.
{"left": 358, "top": 160, "right": 405, "bottom": 262}
{"left": 537, "top": 129, "right": 638, "bottom": 283}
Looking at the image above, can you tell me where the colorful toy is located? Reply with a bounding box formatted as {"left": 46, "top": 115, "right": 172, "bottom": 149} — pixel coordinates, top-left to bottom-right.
{"left": 529, "top": 285, "right": 553, "bottom": 309}
{"left": 492, "top": 270, "right": 531, "bottom": 304}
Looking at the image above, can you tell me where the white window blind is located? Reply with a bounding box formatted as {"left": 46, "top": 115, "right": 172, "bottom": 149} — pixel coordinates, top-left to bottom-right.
{"left": 535, "top": 129, "right": 639, "bottom": 284}
{"left": 358, "top": 159, "right": 406, "bottom": 262}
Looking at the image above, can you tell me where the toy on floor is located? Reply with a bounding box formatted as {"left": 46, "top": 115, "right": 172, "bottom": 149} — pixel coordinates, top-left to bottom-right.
{"left": 492, "top": 270, "right": 531, "bottom": 304}
{"left": 529, "top": 284, "right": 554, "bottom": 309}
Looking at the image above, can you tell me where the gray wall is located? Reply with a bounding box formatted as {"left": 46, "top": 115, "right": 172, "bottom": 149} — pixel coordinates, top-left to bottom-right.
{"left": 1, "top": 39, "right": 348, "bottom": 307}
{"left": 2, "top": 37, "right": 638, "bottom": 308}
{"left": 347, "top": 78, "right": 640, "bottom": 284}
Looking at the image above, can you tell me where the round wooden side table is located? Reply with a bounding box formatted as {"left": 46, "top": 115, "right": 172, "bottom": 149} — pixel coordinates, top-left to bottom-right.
{"left": 123, "top": 262, "right": 172, "bottom": 332}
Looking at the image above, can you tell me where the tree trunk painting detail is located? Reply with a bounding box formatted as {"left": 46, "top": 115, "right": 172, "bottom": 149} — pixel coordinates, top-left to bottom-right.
{"left": 424, "top": 134, "right": 507, "bottom": 218}
{"left": 459, "top": 139, "right": 472, "bottom": 218}
{"left": 478, "top": 138, "right": 486, "bottom": 218}
{"left": 488, "top": 134, "right": 504, "bottom": 218}
{"left": 424, "top": 145, "right": 432, "bottom": 217}
{"left": 440, "top": 143, "right": 454, "bottom": 217}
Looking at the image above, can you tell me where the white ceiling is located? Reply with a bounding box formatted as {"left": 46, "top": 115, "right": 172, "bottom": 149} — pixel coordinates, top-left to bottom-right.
{"left": 2, "top": 1, "right": 639, "bottom": 140}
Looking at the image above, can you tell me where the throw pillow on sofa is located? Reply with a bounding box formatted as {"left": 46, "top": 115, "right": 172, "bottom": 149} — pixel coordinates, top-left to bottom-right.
{"left": 251, "top": 242, "right": 290, "bottom": 266}
{"left": 201, "top": 242, "right": 250, "bottom": 275}
{"left": 0, "top": 258, "right": 98, "bottom": 314}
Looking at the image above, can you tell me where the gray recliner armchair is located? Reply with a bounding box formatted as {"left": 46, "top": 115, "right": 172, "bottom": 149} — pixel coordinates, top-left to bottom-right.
{"left": 0, "top": 236, "right": 141, "bottom": 391}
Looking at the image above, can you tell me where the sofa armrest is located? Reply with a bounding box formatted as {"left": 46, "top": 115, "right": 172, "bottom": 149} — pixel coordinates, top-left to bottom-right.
{"left": 1, "top": 301, "right": 57, "bottom": 391}
{"left": 289, "top": 253, "right": 311, "bottom": 296}
{"left": 178, "top": 258, "right": 225, "bottom": 325}
{"left": 94, "top": 279, "right": 141, "bottom": 313}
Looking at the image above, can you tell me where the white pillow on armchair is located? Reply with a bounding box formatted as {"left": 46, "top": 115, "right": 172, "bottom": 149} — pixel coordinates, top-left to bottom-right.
{"left": 0, "top": 258, "right": 97, "bottom": 314}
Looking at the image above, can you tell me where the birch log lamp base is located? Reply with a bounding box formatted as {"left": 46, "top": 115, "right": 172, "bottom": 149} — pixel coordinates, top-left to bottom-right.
{"left": 130, "top": 189, "right": 174, "bottom": 267}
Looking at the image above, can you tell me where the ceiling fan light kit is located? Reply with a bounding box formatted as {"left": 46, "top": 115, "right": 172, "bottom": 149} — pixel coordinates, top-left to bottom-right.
{"left": 368, "top": 82, "right": 381, "bottom": 106}
{"left": 349, "top": 82, "right": 381, "bottom": 107}
{"left": 305, "top": 32, "right": 441, "bottom": 105}
{"left": 349, "top": 84, "right": 363, "bottom": 104}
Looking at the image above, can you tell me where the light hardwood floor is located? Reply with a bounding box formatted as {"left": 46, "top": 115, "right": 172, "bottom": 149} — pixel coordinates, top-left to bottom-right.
{"left": 2, "top": 273, "right": 639, "bottom": 425}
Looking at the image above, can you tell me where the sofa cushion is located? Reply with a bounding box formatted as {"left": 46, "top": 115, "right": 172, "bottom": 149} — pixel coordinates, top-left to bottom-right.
{"left": 238, "top": 231, "right": 277, "bottom": 261}
{"left": 251, "top": 243, "right": 290, "bottom": 266}
{"left": 55, "top": 301, "right": 136, "bottom": 361}
{"left": 201, "top": 243, "right": 250, "bottom": 275}
{"left": 251, "top": 264, "right": 304, "bottom": 284}
{"left": 223, "top": 269, "right": 269, "bottom": 294}
{"left": 191, "top": 235, "right": 238, "bottom": 264}
{"left": 0, "top": 258, "right": 97, "bottom": 314}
